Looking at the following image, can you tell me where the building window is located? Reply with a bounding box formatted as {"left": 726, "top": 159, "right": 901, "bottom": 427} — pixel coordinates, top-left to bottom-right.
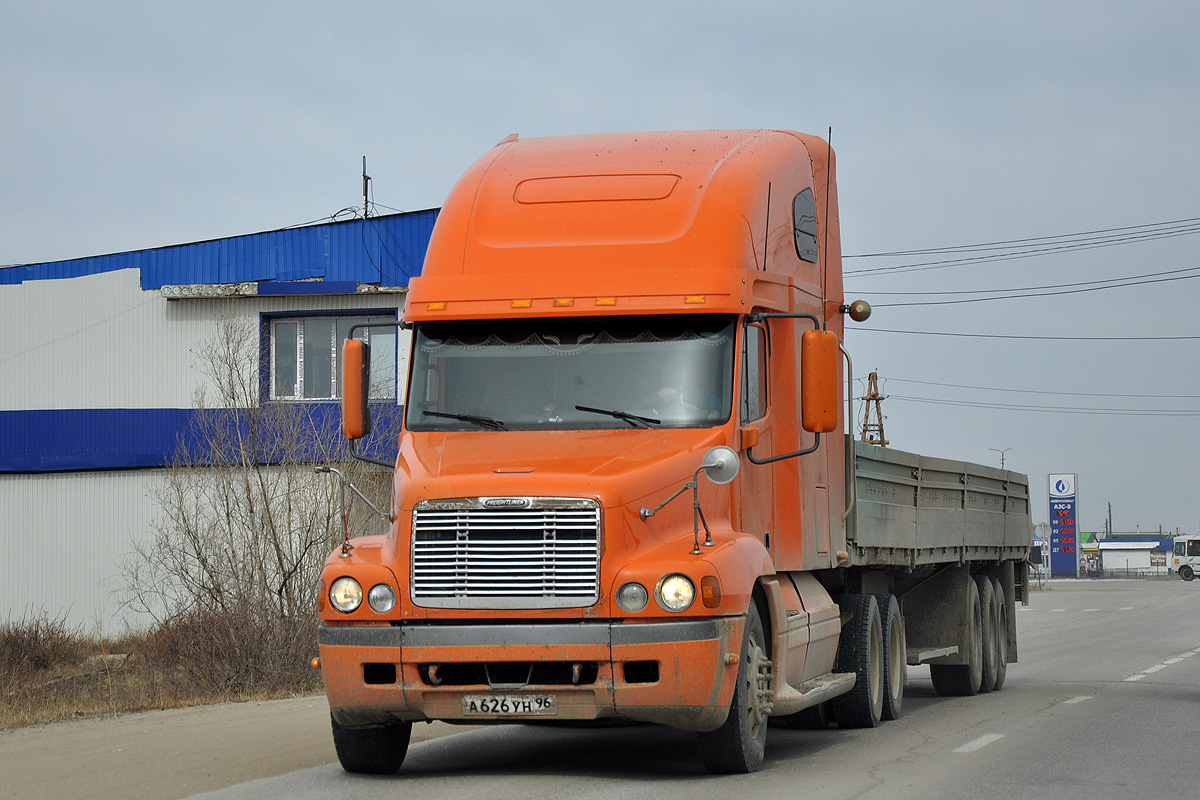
{"left": 270, "top": 315, "right": 397, "bottom": 401}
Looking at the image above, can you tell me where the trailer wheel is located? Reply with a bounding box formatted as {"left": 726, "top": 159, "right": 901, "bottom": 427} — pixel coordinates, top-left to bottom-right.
{"left": 331, "top": 715, "right": 412, "bottom": 774}
{"left": 930, "top": 578, "right": 983, "bottom": 697}
{"left": 874, "top": 593, "right": 905, "bottom": 720}
{"left": 1181, "top": 565, "right": 1195, "bottom": 582}
{"left": 990, "top": 576, "right": 1008, "bottom": 691}
{"left": 831, "top": 594, "right": 884, "bottom": 728}
{"left": 775, "top": 702, "right": 830, "bottom": 730}
{"left": 698, "top": 602, "right": 769, "bottom": 774}
{"left": 974, "top": 576, "right": 1000, "bottom": 693}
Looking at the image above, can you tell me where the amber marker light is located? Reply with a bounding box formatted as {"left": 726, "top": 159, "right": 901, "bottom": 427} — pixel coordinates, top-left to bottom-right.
{"left": 596, "top": 297, "right": 617, "bottom": 306}
{"left": 511, "top": 299, "right": 532, "bottom": 308}
{"left": 701, "top": 576, "right": 722, "bottom": 609}
{"left": 553, "top": 297, "right": 574, "bottom": 307}
{"left": 684, "top": 295, "right": 706, "bottom": 304}
{"left": 427, "top": 302, "right": 447, "bottom": 311}
{"left": 310, "top": 657, "right": 320, "bottom": 669}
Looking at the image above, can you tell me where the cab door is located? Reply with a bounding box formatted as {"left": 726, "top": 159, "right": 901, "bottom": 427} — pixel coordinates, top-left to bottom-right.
{"left": 737, "top": 320, "right": 774, "bottom": 548}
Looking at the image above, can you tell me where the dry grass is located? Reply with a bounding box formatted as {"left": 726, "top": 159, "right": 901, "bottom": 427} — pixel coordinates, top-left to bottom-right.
{"left": 0, "top": 610, "right": 322, "bottom": 729}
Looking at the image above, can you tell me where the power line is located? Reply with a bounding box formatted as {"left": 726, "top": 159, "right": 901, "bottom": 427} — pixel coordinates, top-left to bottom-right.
{"left": 867, "top": 270, "right": 1200, "bottom": 307}
{"left": 885, "top": 376, "right": 1200, "bottom": 400}
{"left": 859, "top": 265, "right": 1200, "bottom": 296}
{"left": 847, "top": 216, "right": 1200, "bottom": 258}
{"left": 888, "top": 394, "right": 1200, "bottom": 417}
{"left": 849, "top": 327, "right": 1200, "bottom": 341}
{"left": 845, "top": 216, "right": 1200, "bottom": 277}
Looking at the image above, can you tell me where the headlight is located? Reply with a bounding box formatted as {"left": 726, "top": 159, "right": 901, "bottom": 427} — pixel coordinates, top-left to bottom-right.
{"left": 655, "top": 574, "right": 695, "bottom": 612}
{"left": 616, "top": 582, "right": 649, "bottom": 613}
{"left": 330, "top": 577, "right": 363, "bottom": 613}
{"left": 368, "top": 583, "right": 397, "bottom": 613}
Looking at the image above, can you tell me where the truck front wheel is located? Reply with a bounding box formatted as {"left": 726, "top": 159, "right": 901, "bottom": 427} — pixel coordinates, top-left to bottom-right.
{"left": 331, "top": 715, "right": 412, "bottom": 774}
{"left": 1181, "top": 565, "right": 1195, "bottom": 582}
{"left": 698, "top": 603, "right": 770, "bottom": 774}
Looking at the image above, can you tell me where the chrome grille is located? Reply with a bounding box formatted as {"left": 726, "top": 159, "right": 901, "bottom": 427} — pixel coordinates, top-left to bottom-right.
{"left": 411, "top": 498, "right": 601, "bottom": 609}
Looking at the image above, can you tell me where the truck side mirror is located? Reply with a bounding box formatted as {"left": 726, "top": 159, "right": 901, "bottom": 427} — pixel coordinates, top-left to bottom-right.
{"left": 342, "top": 338, "right": 372, "bottom": 440}
{"left": 801, "top": 329, "right": 839, "bottom": 433}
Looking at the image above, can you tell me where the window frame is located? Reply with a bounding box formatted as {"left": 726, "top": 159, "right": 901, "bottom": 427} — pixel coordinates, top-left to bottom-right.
{"left": 793, "top": 188, "right": 819, "bottom": 264}
{"left": 264, "top": 310, "right": 399, "bottom": 403}
{"left": 741, "top": 320, "right": 769, "bottom": 423}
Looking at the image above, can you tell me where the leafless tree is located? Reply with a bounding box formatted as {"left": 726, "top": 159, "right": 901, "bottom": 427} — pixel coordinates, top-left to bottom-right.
{"left": 123, "top": 312, "right": 393, "bottom": 692}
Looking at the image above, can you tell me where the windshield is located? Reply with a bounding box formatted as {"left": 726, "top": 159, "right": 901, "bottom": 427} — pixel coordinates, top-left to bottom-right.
{"left": 406, "top": 316, "right": 735, "bottom": 431}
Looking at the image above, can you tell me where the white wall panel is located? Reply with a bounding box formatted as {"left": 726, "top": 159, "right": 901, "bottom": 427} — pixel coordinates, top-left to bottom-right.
{"left": 0, "top": 470, "right": 162, "bottom": 632}
{"left": 0, "top": 268, "right": 407, "bottom": 411}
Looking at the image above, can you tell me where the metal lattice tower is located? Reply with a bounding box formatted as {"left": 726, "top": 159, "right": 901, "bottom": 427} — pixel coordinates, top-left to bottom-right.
{"left": 860, "top": 370, "right": 889, "bottom": 446}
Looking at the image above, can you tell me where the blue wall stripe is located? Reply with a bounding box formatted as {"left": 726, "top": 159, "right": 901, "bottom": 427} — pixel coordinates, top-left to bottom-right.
{"left": 0, "top": 407, "right": 402, "bottom": 473}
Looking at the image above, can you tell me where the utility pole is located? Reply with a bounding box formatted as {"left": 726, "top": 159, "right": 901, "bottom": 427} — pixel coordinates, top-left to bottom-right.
{"left": 860, "top": 371, "right": 889, "bottom": 446}
{"left": 989, "top": 447, "right": 1011, "bottom": 469}
{"left": 362, "top": 156, "right": 372, "bottom": 219}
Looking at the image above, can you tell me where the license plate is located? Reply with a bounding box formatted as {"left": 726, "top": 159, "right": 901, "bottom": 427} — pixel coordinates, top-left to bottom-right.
{"left": 462, "top": 694, "right": 557, "bottom": 716}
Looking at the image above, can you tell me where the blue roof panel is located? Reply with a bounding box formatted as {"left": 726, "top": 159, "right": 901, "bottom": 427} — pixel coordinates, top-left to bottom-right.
{"left": 1, "top": 209, "right": 438, "bottom": 290}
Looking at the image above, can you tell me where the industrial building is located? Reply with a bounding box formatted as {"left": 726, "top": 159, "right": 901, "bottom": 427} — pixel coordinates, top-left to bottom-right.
{"left": 0, "top": 210, "right": 436, "bottom": 631}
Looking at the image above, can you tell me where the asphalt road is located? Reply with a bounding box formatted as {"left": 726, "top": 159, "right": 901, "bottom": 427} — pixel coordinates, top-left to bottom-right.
{"left": 193, "top": 579, "right": 1200, "bottom": 800}
{"left": 5, "top": 580, "right": 1197, "bottom": 799}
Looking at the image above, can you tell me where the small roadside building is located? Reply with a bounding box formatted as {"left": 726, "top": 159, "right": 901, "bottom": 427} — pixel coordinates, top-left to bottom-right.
{"left": 1096, "top": 536, "right": 1175, "bottom": 577}
{"left": 0, "top": 211, "right": 436, "bottom": 631}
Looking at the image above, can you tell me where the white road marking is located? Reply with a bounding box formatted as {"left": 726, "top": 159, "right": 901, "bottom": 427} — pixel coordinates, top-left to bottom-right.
{"left": 1164, "top": 658, "right": 1182, "bottom": 665}
{"left": 1125, "top": 674, "right": 1146, "bottom": 681}
{"left": 954, "top": 734, "right": 1006, "bottom": 753}
{"left": 1062, "top": 696, "right": 1093, "bottom": 704}
{"left": 1119, "top": 606, "right": 1135, "bottom": 611}
{"left": 1049, "top": 608, "right": 1067, "bottom": 613}
{"left": 1081, "top": 608, "right": 1099, "bottom": 613}
{"left": 1144, "top": 664, "right": 1167, "bottom": 674}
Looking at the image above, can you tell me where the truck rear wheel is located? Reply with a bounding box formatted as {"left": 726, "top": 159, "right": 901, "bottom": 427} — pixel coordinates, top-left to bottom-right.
{"left": 832, "top": 594, "right": 884, "bottom": 728}
{"left": 929, "top": 578, "right": 983, "bottom": 697}
{"left": 874, "top": 593, "right": 905, "bottom": 720}
{"left": 331, "top": 715, "right": 412, "bottom": 775}
{"left": 990, "top": 576, "right": 1008, "bottom": 691}
{"left": 698, "top": 603, "right": 769, "bottom": 774}
{"left": 1181, "top": 565, "right": 1195, "bottom": 581}
{"left": 974, "top": 576, "right": 1000, "bottom": 693}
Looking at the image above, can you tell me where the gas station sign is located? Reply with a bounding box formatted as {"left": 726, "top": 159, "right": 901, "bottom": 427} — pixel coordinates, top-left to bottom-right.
{"left": 1048, "top": 473, "right": 1078, "bottom": 577}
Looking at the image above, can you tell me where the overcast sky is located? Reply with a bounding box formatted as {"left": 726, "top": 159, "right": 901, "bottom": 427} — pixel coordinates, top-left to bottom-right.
{"left": 3, "top": 1, "right": 1198, "bottom": 535}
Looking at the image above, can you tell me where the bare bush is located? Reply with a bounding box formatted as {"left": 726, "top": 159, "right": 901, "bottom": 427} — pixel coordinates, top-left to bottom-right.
{"left": 123, "top": 312, "right": 394, "bottom": 689}
{"left": 0, "top": 611, "right": 90, "bottom": 676}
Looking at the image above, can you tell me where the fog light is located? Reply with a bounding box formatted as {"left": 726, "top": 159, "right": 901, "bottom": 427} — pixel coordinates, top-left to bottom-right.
{"left": 368, "top": 583, "right": 397, "bottom": 613}
{"left": 616, "top": 582, "right": 649, "bottom": 613}
{"left": 655, "top": 574, "right": 695, "bottom": 612}
{"left": 330, "top": 577, "right": 363, "bottom": 613}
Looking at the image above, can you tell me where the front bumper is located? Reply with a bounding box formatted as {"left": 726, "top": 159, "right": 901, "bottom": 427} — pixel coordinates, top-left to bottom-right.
{"left": 319, "top": 617, "right": 742, "bottom": 732}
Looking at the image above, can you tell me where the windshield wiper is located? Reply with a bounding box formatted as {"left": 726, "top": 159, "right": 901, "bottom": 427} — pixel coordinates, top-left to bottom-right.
{"left": 575, "top": 405, "right": 660, "bottom": 428}
{"left": 423, "top": 410, "right": 507, "bottom": 430}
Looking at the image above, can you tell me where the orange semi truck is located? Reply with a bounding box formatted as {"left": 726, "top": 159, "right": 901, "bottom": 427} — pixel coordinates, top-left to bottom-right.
{"left": 317, "top": 129, "right": 1032, "bottom": 774}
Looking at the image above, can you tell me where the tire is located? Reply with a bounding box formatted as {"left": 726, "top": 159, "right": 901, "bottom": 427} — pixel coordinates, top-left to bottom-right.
{"left": 331, "top": 715, "right": 412, "bottom": 774}
{"left": 990, "top": 576, "right": 1008, "bottom": 691}
{"left": 974, "top": 576, "right": 1000, "bottom": 693}
{"left": 831, "top": 594, "right": 884, "bottom": 728}
{"left": 874, "top": 593, "right": 905, "bottom": 721}
{"left": 929, "top": 578, "right": 983, "bottom": 697}
{"left": 775, "top": 702, "right": 830, "bottom": 730}
{"left": 1181, "top": 565, "right": 1195, "bottom": 582}
{"left": 699, "top": 602, "right": 770, "bottom": 774}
